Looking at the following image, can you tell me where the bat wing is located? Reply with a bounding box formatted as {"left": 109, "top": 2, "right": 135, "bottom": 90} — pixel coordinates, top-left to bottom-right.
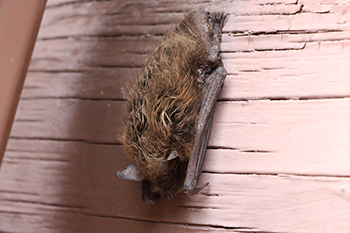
{"left": 183, "top": 66, "right": 227, "bottom": 195}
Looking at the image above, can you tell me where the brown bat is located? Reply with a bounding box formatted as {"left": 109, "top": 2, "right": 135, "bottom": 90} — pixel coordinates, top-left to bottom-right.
{"left": 117, "top": 11, "right": 227, "bottom": 205}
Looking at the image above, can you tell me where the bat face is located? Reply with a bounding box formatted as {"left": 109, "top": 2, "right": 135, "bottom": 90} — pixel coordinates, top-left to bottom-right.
{"left": 117, "top": 11, "right": 227, "bottom": 205}
{"left": 141, "top": 153, "right": 186, "bottom": 205}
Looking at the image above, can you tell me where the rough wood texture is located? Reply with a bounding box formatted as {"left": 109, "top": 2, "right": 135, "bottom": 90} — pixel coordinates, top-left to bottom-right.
{"left": 1, "top": 0, "right": 350, "bottom": 232}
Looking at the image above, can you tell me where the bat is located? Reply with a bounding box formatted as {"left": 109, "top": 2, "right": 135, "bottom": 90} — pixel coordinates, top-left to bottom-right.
{"left": 117, "top": 11, "right": 227, "bottom": 205}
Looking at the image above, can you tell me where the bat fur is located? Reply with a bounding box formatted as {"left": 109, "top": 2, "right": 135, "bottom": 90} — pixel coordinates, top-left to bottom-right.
{"left": 118, "top": 11, "right": 227, "bottom": 205}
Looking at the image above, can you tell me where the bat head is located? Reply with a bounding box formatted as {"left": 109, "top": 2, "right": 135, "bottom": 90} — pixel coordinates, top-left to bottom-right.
{"left": 117, "top": 151, "right": 187, "bottom": 205}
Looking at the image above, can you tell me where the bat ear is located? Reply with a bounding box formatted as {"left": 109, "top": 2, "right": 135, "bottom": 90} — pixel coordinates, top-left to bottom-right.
{"left": 160, "top": 150, "right": 180, "bottom": 174}
{"left": 116, "top": 162, "right": 143, "bottom": 181}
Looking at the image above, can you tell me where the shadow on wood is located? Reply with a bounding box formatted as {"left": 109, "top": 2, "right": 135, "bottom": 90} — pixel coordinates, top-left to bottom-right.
{"left": 2, "top": 0, "right": 350, "bottom": 232}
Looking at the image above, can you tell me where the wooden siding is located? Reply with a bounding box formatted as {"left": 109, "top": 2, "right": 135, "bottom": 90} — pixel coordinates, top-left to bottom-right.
{"left": 1, "top": 0, "right": 350, "bottom": 232}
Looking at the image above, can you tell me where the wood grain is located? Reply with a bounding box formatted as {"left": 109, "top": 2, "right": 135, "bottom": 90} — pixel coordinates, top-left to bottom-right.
{"left": 1, "top": 0, "right": 350, "bottom": 232}
{"left": 2, "top": 139, "right": 350, "bottom": 233}
{"left": 9, "top": 98, "right": 350, "bottom": 177}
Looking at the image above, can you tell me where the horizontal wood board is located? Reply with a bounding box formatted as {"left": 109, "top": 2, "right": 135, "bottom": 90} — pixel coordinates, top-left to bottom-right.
{"left": 1, "top": 0, "right": 350, "bottom": 232}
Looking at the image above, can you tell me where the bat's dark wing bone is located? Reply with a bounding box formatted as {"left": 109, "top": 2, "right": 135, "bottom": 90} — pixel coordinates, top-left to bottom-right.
{"left": 184, "top": 12, "right": 228, "bottom": 195}
{"left": 183, "top": 66, "right": 226, "bottom": 195}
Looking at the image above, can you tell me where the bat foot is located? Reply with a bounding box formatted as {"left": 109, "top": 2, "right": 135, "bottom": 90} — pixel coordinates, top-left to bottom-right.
{"left": 194, "top": 182, "right": 209, "bottom": 194}
{"left": 184, "top": 182, "right": 209, "bottom": 196}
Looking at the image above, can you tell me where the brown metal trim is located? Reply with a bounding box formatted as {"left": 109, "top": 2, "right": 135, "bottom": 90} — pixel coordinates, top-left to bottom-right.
{"left": 0, "top": 0, "right": 47, "bottom": 165}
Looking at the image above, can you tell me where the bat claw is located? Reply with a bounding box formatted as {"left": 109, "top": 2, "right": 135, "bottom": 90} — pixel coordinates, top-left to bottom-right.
{"left": 184, "top": 182, "right": 209, "bottom": 196}
{"left": 194, "top": 182, "right": 209, "bottom": 194}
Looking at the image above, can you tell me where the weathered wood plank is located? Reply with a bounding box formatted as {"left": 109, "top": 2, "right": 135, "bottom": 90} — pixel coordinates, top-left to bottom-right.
{"left": 2, "top": 0, "right": 350, "bottom": 232}
{"left": 0, "top": 209, "right": 241, "bottom": 233}
{"left": 30, "top": 32, "right": 350, "bottom": 71}
{"left": 22, "top": 68, "right": 139, "bottom": 100}
{"left": 9, "top": 98, "right": 350, "bottom": 177}
{"left": 1, "top": 139, "right": 350, "bottom": 232}
{"left": 11, "top": 99, "right": 124, "bottom": 143}
{"left": 36, "top": 0, "right": 350, "bottom": 39}
{"left": 26, "top": 38, "right": 350, "bottom": 100}
{"left": 29, "top": 37, "right": 152, "bottom": 71}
